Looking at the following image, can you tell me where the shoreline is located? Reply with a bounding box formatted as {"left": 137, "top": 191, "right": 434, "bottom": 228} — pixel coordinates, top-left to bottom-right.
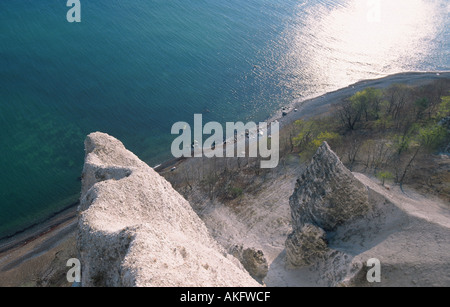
{"left": 0, "top": 203, "right": 78, "bottom": 255}
{"left": 0, "top": 70, "right": 449, "bottom": 264}
{"left": 273, "top": 71, "right": 450, "bottom": 128}
{"left": 155, "top": 71, "right": 450, "bottom": 173}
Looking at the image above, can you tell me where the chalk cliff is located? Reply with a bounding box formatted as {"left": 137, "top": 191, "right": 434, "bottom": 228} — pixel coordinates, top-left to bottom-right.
{"left": 77, "top": 132, "right": 260, "bottom": 287}
{"left": 286, "top": 142, "right": 450, "bottom": 286}
{"left": 286, "top": 142, "right": 370, "bottom": 267}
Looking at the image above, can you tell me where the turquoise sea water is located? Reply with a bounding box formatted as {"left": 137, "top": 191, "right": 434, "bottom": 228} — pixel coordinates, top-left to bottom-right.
{"left": 1, "top": 0, "right": 449, "bottom": 238}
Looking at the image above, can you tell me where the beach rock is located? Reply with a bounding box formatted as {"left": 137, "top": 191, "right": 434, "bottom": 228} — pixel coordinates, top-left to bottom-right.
{"left": 289, "top": 142, "right": 370, "bottom": 233}
{"left": 230, "top": 245, "right": 269, "bottom": 283}
{"left": 286, "top": 142, "right": 369, "bottom": 267}
{"left": 77, "top": 132, "right": 259, "bottom": 287}
{"left": 285, "top": 224, "right": 329, "bottom": 267}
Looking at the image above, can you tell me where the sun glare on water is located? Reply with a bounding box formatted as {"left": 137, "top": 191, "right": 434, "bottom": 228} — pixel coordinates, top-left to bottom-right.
{"left": 279, "top": 0, "right": 444, "bottom": 99}
{"left": 334, "top": 0, "right": 437, "bottom": 66}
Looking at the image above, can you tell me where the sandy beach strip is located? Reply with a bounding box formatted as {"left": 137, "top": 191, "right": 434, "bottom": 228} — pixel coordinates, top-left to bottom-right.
{"left": 0, "top": 203, "right": 78, "bottom": 255}
{"left": 276, "top": 71, "right": 450, "bottom": 128}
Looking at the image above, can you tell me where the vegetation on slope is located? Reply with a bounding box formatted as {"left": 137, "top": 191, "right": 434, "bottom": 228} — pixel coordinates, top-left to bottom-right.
{"left": 164, "top": 79, "right": 450, "bottom": 203}
{"left": 284, "top": 79, "right": 450, "bottom": 198}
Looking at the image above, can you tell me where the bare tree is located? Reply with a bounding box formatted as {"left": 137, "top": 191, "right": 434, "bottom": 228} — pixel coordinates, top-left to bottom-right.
{"left": 345, "top": 135, "right": 363, "bottom": 171}
{"left": 395, "top": 146, "right": 421, "bottom": 191}
{"left": 385, "top": 84, "right": 410, "bottom": 122}
{"left": 336, "top": 100, "right": 363, "bottom": 131}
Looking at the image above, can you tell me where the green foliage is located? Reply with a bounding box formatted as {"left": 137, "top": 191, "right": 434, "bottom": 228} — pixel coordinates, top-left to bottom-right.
{"left": 390, "top": 134, "right": 413, "bottom": 156}
{"left": 350, "top": 90, "right": 368, "bottom": 109}
{"left": 376, "top": 171, "right": 394, "bottom": 186}
{"left": 417, "top": 123, "right": 447, "bottom": 151}
{"left": 373, "top": 115, "right": 394, "bottom": 130}
{"left": 337, "top": 87, "right": 385, "bottom": 131}
{"left": 292, "top": 120, "right": 316, "bottom": 149}
{"left": 438, "top": 96, "right": 450, "bottom": 118}
{"left": 228, "top": 186, "right": 243, "bottom": 199}
{"left": 292, "top": 119, "right": 341, "bottom": 161}
{"left": 414, "top": 98, "right": 429, "bottom": 111}
{"left": 311, "top": 131, "right": 341, "bottom": 148}
{"left": 288, "top": 80, "right": 450, "bottom": 186}
{"left": 350, "top": 87, "right": 384, "bottom": 120}
{"left": 414, "top": 98, "right": 430, "bottom": 120}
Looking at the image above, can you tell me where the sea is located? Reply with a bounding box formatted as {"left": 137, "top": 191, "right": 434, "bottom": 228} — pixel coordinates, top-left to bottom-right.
{"left": 0, "top": 0, "right": 449, "bottom": 238}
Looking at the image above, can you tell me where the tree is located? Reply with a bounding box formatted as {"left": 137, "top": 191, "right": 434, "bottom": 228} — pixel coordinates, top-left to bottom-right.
{"left": 292, "top": 119, "right": 341, "bottom": 161}
{"left": 414, "top": 98, "right": 429, "bottom": 120}
{"left": 385, "top": 84, "right": 410, "bottom": 121}
{"left": 337, "top": 99, "right": 363, "bottom": 131}
{"left": 311, "top": 131, "right": 340, "bottom": 148}
{"left": 437, "top": 96, "right": 450, "bottom": 119}
{"left": 418, "top": 124, "right": 447, "bottom": 152}
{"left": 396, "top": 145, "right": 421, "bottom": 190}
{"left": 390, "top": 133, "right": 412, "bottom": 156}
{"left": 344, "top": 135, "right": 363, "bottom": 171}
{"left": 376, "top": 171, "right": 394, "bottom": 187}
{"left": 292, "top": 120, "right": 316, "bottom": 152}
{"left": 350, "top": 87, "right": 384, "bottom": 121}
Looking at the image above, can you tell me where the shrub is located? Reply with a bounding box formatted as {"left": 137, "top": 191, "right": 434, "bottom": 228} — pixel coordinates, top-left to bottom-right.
{"left": 228, "top": 186, "right": 243, "bottom": 199}
{"left": 437, "top": 96, "right": 450, "bottom": 119}
{"left": 311, "top": 131, "right": 341, "bottom": 148}
{"left": 418, "top": 124, "right": 447, "bottom": 151}
{"left": 376, "top": 171, "right": 394, "bottom": 186}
